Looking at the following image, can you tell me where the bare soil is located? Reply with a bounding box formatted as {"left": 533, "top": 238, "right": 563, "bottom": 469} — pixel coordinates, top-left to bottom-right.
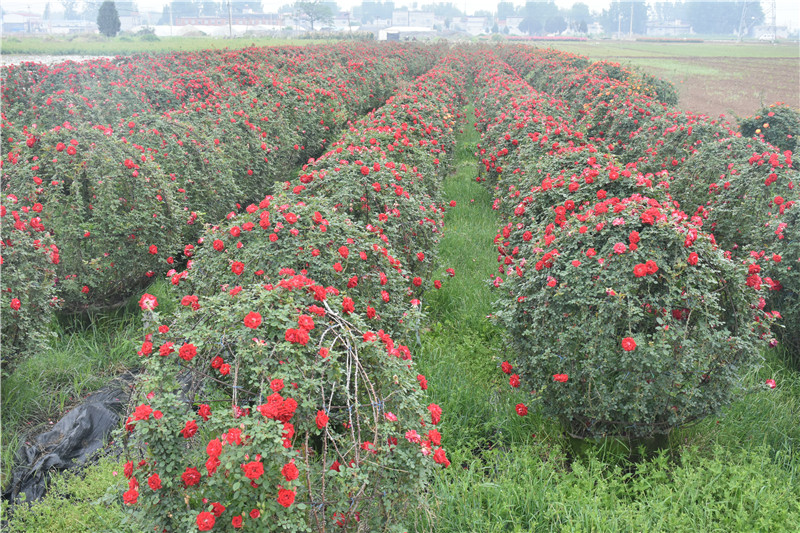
{"left": 646, "top": 57, "right": 800, "bottom": 119}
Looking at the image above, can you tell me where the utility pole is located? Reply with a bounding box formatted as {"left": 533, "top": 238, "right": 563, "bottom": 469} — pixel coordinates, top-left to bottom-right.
{"left": 629, "top": 2, "right": 633, "bottom": 37}
{"left": 169, "top": 3, "right": 173, "bottom": 36}
{"left": 228, "top": 0, "right": 233, "bottom": 38}
{"left": 737, "top": 0, "right": 747, "bottom": 42}
{"left": 617, "top": 12, "right": 621, "bottom": 39}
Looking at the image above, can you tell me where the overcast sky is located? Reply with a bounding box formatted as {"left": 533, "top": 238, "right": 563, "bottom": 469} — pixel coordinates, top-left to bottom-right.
{"left": 3, "top": 0, "right": 799, "bottom": 29}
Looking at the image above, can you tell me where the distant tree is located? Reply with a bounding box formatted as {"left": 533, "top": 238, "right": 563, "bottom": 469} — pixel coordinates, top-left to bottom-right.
{"left": 200, "top": 2, "right": 222, "bottom": 16}
{"left": 737, "top": 0, "right": 764, "bottom": 37}
{"left": 569, "top": 2, "right": 590, "bottom": 21}
{"left": 578, "top": 19, "right": 588, "bottom": 33}
{"left": 600, "top": 1, "right": 647, "bottom": 36}
{"left": 497, "top": 1, "right": 516, "bottom": 20}
{"left": 682, "top": 1, "right": 760, "bottom": 36}
{"left": 158, "top": 4, "right": 171, "bottom": 23}
{"left": 522, "top": 0, "right": 559, "bottom": 35}
{"left": 295, "top": 0, "right": 333, "bottom": 30}
{"left": 61, "top": 0, "right": 79, "bottom": 19}
{"left": 43, "top": 3, "right": 51, "bottom": 20}
{"left": 97, "top": 1, "right": 121, "bottom": 36}
{"left": 518, "top": 16, "right": 538, "bottom": 35}
{"left": 545, "top": 15, "right": 566, "bottom": 34}
{"left": 421, "top": 2, "right": 462, "bottom": 18}
{"left": 491, "top": 22, "right": 499, "bottom": 33}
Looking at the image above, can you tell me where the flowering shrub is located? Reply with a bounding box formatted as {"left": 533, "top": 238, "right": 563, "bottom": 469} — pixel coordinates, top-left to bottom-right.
{"left": 1, "top": 43, "right": 437, "bottom": 316}
{"left": 739, "top": 104, "right": 800, "bottom": 153}
{"left": 280, "top": 58, "right": 465, "bottom": 280}
{"left": 3, "top": 123, "right": 187, "bottom": 310}
{"left": 0, "top": 200, "right": 59, "bottom": 364}
{"left": 175, "top": 194, "right": 417, "bottom": 337}
{"left": 495, "top": 45, "right": 799, "bottom": 371}
{"left": 470, "top": 50, "right": 774, "bottom": 439}
{"left": 123, "top": 274, "right": 448, "bottom": 531}
{"left": 492, "top": 195, "right": 770, "bottom": 439}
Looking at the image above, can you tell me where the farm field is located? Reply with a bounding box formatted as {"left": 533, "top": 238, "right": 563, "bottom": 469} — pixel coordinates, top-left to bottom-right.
{"left": 1, "top": 42, "right": 799, "bottom": 532}
{"left": 544, "top": 40, "right": 800, "bottom": 118}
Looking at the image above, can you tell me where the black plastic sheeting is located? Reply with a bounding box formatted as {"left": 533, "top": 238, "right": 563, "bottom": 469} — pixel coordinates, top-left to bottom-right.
{"left": 3, "top": 372, "right": 137, "bottom": 504}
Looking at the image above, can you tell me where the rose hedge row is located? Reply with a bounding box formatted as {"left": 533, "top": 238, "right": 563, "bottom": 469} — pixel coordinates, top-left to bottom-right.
{"left": 496, "top": 46, "right": 799, "bottom": 367}
{"left": 126, "top": 274, "right": 447, "bottom": 532}
{"left": 470, "top": 50, "right": 773, "bottom": 439}
{"left": 120, "top": 52, "right": 468, "bottom": 532}
{"left": 1, "top": 43, "right": 440, "bottom": 361}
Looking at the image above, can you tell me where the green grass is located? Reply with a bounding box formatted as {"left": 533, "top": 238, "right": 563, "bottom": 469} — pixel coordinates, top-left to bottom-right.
{"left": 541, "top": 40, "right": 800, "bottom": 60}
{"left": 1, "top": 457, "right": 141, "bottom": 533}
{"left": 0, "top": 34, "right": 337, "bottom": 56}
{"left": 0, "top": 278, "right": 176, "bottom": 490}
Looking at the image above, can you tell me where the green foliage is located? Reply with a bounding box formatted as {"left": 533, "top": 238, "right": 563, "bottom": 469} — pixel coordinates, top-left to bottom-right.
{"left": 425, "top": 443, "right": 800, "bottom": 532}
{"left": 96, "top": 1, "right": 121, "bottom": 38}
{"left": 4, "top": 457, "right": 139, "bottom": 533}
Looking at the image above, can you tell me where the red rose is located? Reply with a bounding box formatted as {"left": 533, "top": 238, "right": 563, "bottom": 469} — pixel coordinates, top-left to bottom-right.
{"left": 198, "top": 404, "right": 212, "bottom": 421}
{"left": 231, "top": 261, "right": 245, "bottom": 275}
{"left": 509, "top": 374, "right": 520, "bottom": 388}
{"left": 645, "top": 260, "right": 659, "bottom": 275}
{"left": 133, "top": 404, "right": 153, "bottom": 421}
{"left": 211, "top": 501, "right": 225, "bottom": 518}
{"left": 181, "top": 467, "right": 201, "bottom": 486}
{"left": 9, "top": 298, "right": 21, "bottom": 310}
{"left": 297, "top": 314, "right": 315, "bottom": 330}
{"left": 501, "top": 361, "right": 513, "bottom": 374}
{"left": 515, "top": 403, "right": 528, "bottom": 416}
{"left": 122, "top": 488, "right": 138, "bottom": 505}
{"left": 244, "top": 311, "right": 262, "bottom": 329}
{"left": 315, "top": 410, "right": 329, "bottom": 429}
{"left": 553, "top": 374, "right": 569, "bottom": 383}
{"left": 281, "top": 461, "right": 299, "bottom": 481}
{"left": 242, "top": 461, "right": 264, "bottom": 480}
{"left": 342, "top": 297, "right": 355, "bottom": 314}
{"left": 178, "top": 343, "right": 197, "bottom": 361}
{"left": 621, "top": 337, "right": 637, "bottom": 352}
{"left": 428, "top": 403, "right": 442, "bottom": 425}
{"left": 277, "top": 488, "right": 296, "bottom": 508}
{"left": 147, "top": 473, "right": 162, "bottom": 490}
{"left": 633, "top": 264, "right": 648, "bottom": 278}
{"left": 180, "top": 420, "right": 198, "bottom": 439}
{"left": 433, "top": 448, "right": 450, "bottom": 468}
{"left": 196, "top": 511, "right": 215, "bottom": 531}
{"left": 249, "top": 509, "right": 261, "bottom": 519}
{"left": 232, "top": 515, "right": 243, "bottom": 529}
{"left": 687, "top": 252, "right": 699, "bottom": 266}
{"left": 138, "top": 293, "right": 158, "bottom": 311}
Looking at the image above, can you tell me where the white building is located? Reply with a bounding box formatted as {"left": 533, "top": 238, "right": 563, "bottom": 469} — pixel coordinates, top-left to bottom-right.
{"left": 391, "top": 10, "right": 434, "bottom": 28}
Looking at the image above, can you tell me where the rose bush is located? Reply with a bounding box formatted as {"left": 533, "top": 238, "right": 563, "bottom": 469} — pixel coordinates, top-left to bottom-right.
{"left": 1, "top": 43, "right": 438, "bottom": 319}
{"left": 492, "top": 194, "right": 771, "bottom": 439}
{"left": 123, "top": 273, "right": 448, "bottom": 531}
{"left": 173, "top": 194, "right": 418, "bottom": 338}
